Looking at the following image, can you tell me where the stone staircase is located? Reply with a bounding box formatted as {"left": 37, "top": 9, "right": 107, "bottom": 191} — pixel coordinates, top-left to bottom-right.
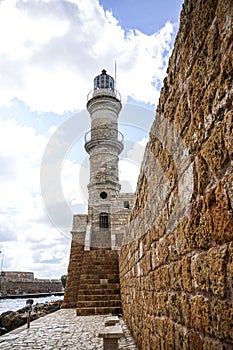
{"left": 76, "top": 249, "right": 122, "bottom": 316}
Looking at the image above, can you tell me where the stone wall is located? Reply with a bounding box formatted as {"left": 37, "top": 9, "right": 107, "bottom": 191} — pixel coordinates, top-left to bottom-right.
{"left": 111, "top": 193, "right": 134, "bottom": 249}
{"left": 0, "top": 271, "right": 34, "bottom": 283}
{"left": 62, "top": 240, "right": 85, "bottom": 308}
{"left": 0, "top": 271, "right": 62, "bottom": 296}
{"left": 119, "top": 0, "right": 233, "bottom": 349}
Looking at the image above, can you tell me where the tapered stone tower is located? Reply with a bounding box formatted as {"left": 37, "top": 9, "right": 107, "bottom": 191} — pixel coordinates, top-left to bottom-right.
{"left": 63, "top": 70, "right": 134, "bottom": 313}
{"left": 85, "top": 69, "right": 124, "bottom": 249}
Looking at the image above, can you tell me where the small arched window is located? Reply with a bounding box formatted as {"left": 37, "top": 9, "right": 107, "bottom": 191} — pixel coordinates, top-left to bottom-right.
{"left": 100, "top": 213, "right": 109, "bottom": 229}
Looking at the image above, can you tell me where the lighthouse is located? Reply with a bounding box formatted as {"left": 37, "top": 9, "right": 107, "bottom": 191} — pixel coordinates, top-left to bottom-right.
{"left": 70, "top": 69, "right": 133, "bottom": 249}
{"left": 63, "top": 69, "right": 134, "bottom": 311}
{"left": 84, "top": 69, "right": 127, "bottom": 249}
{"left": 85, "top": 69, "right": 123, "bottom": 202}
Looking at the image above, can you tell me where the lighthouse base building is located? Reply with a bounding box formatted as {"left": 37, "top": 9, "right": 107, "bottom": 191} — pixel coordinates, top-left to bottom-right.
{"left": 63, "top": 70, "right": 134, "bottom": 314}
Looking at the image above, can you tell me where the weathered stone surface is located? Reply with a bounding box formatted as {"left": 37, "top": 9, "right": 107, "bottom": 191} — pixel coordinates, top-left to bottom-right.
{"left": 203, "top": 337, "right": 223, "bottom": 350}
{"left": 62, "top": 241, "right": 85, "bottom": 308}
{"left": 0, "top": 311, "right": 138, "bottom": 350}
{"left": 64, "top": 248, "right": 122, "bottom": 316}
{"left": 205, "top": 177, "right": 233, "bottom": 244}
{"left": 227, "top": 242, "right": 233, "bottom": 298}
{"left": 119, "top": 0, "right": 233, "bottom": 349}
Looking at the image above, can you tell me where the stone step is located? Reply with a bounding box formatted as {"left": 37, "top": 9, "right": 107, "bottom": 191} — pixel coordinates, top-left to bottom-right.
{"left": 79, "top": 289, "right": 120, "bottom": 296}
{"left": 82, "top": 254, "right": 119, "bottom": 260}
{"left": 76, "top": 306, "right": 122, "bottom": 316}
{"left": 82, "top": 257, "right": 119, "bottom": 261}
{"left": 80, "top": 264, "right": 119, "bottom": 270}
{"left": 79, "top": 283, "right": 120, "bottom": 290}
{"left": 79, "top": 277, "right": 119, "bottom": 284}
{"left": 83, "top": 254, "right": 119, "bottom": 257}
{"left": 81, "top": 264, "right": 119, "bottom": 270}
{"left": 75, "top": 249, "right": 121, "bottom": 316}
{"left": 77, "top": 300, "right": 121, "bottom": 308}
{"left": 79, "top": 273, "right": 119, "bottom": 280}
{"left": 78, "top": 294, "right": 120, "bottom": 302}
{"left": 81, "top": 267, "right": 119, "bottom": 272}
{"left": 79, "top": 278, "right": 119, "bottom": 285}
{"left": 80, "top": 270, "right": 119, "bottom": 276}
{"left": 83, "top": 250, "right": 119, "bottom": 255}
{"left": 83, "top": 253, "right": 117, "bottom": 257}
{"left": 81, "top": 262, "right": 118, "bottom": 266}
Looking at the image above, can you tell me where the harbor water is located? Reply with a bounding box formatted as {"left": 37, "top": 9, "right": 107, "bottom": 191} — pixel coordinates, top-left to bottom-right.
{"left": 0, "top": 295, "right": 63, "bottom": 314}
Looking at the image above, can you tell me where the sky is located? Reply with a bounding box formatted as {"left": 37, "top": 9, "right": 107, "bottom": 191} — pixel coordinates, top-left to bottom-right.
{"left": 0, "top": 0, "right": 183, "bottom": 279}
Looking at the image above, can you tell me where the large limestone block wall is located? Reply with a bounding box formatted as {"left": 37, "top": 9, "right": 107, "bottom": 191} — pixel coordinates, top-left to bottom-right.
{"left": 119, "top": 0, "right": 233, "bottom": 349}
{"left": 63, "top": 235, "right": 85, "bottom": 308}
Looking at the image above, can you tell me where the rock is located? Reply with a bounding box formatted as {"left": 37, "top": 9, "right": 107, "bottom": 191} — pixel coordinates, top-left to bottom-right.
{"left": 0, "top": 310, "right": 26, "bottom": 331}
{"left": 0, "top": 311, "right": 12, "bottom": 317}
{"left": 0, "top": 327, "right": 7, "bottom": 335}
{"left": 33, "top": 300, "right": 62, "bottom": 317}
{"left": 0, "top": 300, "right": 62, "bottom": 334}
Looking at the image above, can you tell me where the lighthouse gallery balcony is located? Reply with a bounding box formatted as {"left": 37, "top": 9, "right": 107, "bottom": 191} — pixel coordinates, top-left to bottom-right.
{"left": 84, "top": 128, "right": 124, "bottom": 154}
{"left": 87, "top": 87, "right": 121, "bottom": 103}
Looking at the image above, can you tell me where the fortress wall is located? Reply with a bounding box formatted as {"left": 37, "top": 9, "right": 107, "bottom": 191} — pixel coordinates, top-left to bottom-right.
{"left": 119, "top": 0, "right": 233, "bottom": 348}
{"left": 0, "top": 280, "right": 62, "bottom": 295}
{"left": 0, "top": 271, "right": 34, "bottom": 282}
{"left": 0, "top": 272, "right": 62, "bottom": 296}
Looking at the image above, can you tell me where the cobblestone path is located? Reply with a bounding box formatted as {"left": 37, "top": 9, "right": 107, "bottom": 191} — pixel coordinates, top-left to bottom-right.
{"left": 0, "top": 309, "right": 138, "bottom": 349}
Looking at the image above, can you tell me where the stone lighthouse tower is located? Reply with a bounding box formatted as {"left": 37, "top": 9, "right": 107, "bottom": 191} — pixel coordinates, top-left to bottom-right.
{"left": 63, "top": 70, "right": 134, "bottom": 313}
{"left": 85, "top": 69, "right": 126, "bottom": 249}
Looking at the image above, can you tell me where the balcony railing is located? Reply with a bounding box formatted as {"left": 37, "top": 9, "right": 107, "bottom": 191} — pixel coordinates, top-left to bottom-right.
{"left": 84, "top": 129, "right": 124, "bottom": 144}
{"left": 87, "top": 88, "right": 121, "bottom": 102}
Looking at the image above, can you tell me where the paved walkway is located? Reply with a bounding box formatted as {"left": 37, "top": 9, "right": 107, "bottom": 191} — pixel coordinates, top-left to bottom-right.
{"left": 0, "top": 309, "right": 138, "bottom": 349}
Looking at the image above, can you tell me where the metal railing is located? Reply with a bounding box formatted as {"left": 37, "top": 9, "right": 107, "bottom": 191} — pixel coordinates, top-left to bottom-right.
{"left": 84, "top": 129, "right": 124, "bottom": 144}
{"left": 87, "top": 88, "right": 121, "bottom": 102}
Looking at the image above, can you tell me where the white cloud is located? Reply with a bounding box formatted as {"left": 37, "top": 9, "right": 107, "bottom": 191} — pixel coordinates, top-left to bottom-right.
{"left": 2, "top": 230, "right": 70, "bottom": 278}
{"left": 0, "top": 0, "right": 175, "bottom": 113}
{"left": 48, "top": 124, "right": 58, "bottom": 135}
{"left": 61, "top": 158, "right": 88, "bottom": 210}
{"left": 0, "top": 119, "right": 72, "bottom": 277}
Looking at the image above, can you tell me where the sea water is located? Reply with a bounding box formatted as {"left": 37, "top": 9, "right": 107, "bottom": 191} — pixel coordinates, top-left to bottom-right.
{"left": 0, "top": 295, "right": 63, "bottom": 314}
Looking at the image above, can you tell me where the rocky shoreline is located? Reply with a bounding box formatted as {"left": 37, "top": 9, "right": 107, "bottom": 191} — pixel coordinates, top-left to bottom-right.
{"left": 0, "top": 299, "right": 63, "bottom": 335}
